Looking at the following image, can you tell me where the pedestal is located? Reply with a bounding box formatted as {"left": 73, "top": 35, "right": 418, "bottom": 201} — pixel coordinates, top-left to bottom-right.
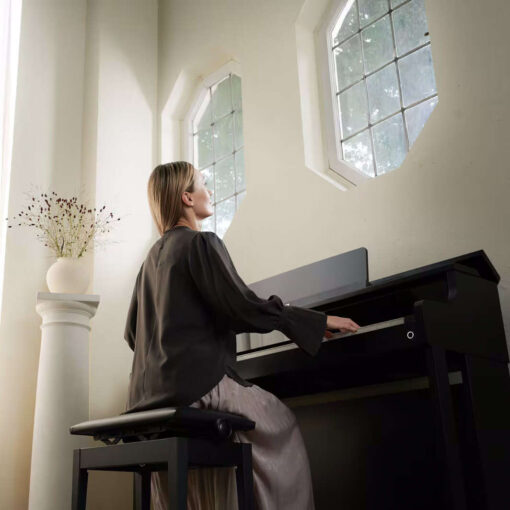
{"left": 28, "top": 292, "right": 100, "bottom": 510}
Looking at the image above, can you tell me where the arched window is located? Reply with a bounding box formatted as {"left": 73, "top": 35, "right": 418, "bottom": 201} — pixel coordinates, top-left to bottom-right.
{"left": 185, "top": 62, "right": 246, "bottom": 238}
{"left": 319, "top": 0, "right": 438, "bottom": 182}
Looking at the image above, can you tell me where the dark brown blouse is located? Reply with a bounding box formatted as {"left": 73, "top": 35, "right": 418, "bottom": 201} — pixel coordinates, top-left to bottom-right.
{"left": 122, "top": 225, "right": 327, "bottom": 414}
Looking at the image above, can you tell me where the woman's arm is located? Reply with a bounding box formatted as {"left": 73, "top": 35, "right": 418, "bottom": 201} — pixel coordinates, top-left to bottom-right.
{"left": 187, "top": 231, "right": 358, "bottom": 356}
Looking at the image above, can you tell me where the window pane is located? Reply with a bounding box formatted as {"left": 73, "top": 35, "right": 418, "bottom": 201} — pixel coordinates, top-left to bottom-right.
{"left": 391, "top": 0, "right": 406, "bottom": 7}
{"left": 332, "top": 2, "right": 359, "bottom": 46}
{"left": 235, "top": 148, "right": 246, "bottom": 192}
{"left": 398, "top": 45, "right": 437, "bottom": 107}
{"left": 358, "top": 0, "right": 389, "bottom": 28}
{"left": 339, "top": 81, "right": 369, "bottom": 138}
{"left": 372, "top": 113, "right": 407, "bottom": 174}
{"left": 366, "top": 63, "right": 401, "bottom": 123}
{"left": 215, "top": 155, "right": 235, "bottom": 202}
{"left": 201, "top": 166, "right": 213, "bottom": 190}
{"left": 234, "top": 110, "right": 244, "bottom": 150}
{"left": 231, "top": 74, "right": 242, "bottom": 111}
{"left": 216, "top": 197, "right": 235, "bottom": 238}
{"left": 212, "top": 76, "right": 232, "bottom": 120}
{"left": 404, "top": 95, "right": 438, "bottom": 147}
{"left": 393, "top": 0, "right": 430, "bottom": 57}
{"left": 192, "top": 73, "right": 245, "bottom": 232}
{"left": 237, "top": 191, "right": 246, "bottom": 208}
{"left": 362, "top": 15, "right": 394, "bottom": 74}
{"left": 334, "top": 34, "right": 363, "bottom": 91}
{"left": 193, "top": 90, "right": 212, "bottom": 132}
{"left": 213, "top": 113, "right": 234, "bottom": 160}
{"left": 342, "top": 129, "right": 375, "bottom": 177}
{"left": 201, "top": 212, "right": 215, "bottom": 232}
{"left": 194, "top": 129, "right": 214, "bottom": 168}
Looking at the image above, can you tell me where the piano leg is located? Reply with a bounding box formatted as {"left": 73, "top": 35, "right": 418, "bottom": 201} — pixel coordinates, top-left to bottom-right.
{"left": 458, "top": 354, "right": 510, "bottom": 510}
{"left": 426, "top": 345, "right": 467, "bottom": 510}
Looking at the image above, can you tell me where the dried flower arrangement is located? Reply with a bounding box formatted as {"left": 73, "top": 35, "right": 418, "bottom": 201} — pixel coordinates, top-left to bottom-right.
{"left": 5, "top": 190, "right": 121, "bottom": 258}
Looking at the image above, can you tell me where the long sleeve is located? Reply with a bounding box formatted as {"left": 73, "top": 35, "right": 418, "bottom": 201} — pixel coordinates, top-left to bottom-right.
{"left": 188, "top": 231, "right": 327, "bottom": 356}
{"left": 124, "top": 264, "right": 142, "bottom": 351}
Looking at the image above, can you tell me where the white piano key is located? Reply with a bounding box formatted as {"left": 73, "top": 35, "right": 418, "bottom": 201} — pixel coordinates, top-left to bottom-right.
{"left": 326, "top": 317, "right": 406, "bottom": 341}
{"left": 237, "top": 317, "right": 406, "bottom": 361}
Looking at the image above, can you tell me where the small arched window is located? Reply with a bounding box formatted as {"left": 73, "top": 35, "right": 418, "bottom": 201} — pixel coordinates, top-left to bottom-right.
{"left": 185, "top": 62, "right": 246, "bottom": 238}
{"left": 319, "top": 0, "right": 438, "bottom": 182}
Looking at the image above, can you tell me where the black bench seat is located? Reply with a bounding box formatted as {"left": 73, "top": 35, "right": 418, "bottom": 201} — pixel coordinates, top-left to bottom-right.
{"left": 69, "top": 407, "right": 256, "bottom": 509}
{"left": 70, "top": 407, "right": 255, "bottom": 444}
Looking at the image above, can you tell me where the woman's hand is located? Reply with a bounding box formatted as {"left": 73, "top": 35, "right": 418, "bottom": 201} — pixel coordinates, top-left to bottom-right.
{"left": 324, "top": 316, "right": 360, "bottom": 338}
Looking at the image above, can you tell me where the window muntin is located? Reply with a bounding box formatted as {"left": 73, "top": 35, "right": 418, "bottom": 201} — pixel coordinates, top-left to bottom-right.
{"left": 331, "top": 0, "right": 438, "bottom": 177}
{"left": 192, "top": 73, "right": 246, "bottom": 238}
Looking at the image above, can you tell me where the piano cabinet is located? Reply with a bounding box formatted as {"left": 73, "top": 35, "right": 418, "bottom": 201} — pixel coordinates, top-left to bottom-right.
{"left": 236, "top": 252, "right": 510, "bottom": 510}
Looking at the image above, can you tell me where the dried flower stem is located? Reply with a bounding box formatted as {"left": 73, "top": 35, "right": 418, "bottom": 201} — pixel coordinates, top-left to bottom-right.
{"left": 5, "top": 191, "right": 121, "bottom": 258}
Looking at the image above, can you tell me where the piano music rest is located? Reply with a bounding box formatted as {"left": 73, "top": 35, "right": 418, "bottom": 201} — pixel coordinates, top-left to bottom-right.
{"left": 69, "top": 407, "right": 256, "bottom": 510}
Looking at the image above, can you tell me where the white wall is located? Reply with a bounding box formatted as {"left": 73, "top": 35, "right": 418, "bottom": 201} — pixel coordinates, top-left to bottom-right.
{"left": 158, "top": 0, "right": 510, "bottom": 335}
{"left": 81, "top": 1, "right": 158, "bottom": 508}
{"left": 0, "top": 0, "right": 88, "bottom": 508}
{"left": 0, "top": 0, "right": 158, "bottom": 508}
{"left": 1, "top": 0, "right": 509, "bottom": 508}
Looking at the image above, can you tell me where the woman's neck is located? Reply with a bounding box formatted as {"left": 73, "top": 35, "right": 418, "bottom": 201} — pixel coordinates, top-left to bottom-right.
{"left": 174, "top": 216, "right": 199, "bottom": 231}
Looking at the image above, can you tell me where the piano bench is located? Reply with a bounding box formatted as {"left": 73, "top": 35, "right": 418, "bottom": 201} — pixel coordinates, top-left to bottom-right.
{"left": 69, "top": 407, "right": 256, "bottom": 510}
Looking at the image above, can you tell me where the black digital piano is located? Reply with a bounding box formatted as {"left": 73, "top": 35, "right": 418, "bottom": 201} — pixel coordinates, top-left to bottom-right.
{"left": 235, "top": 249, "right": 510, "bottom": 510}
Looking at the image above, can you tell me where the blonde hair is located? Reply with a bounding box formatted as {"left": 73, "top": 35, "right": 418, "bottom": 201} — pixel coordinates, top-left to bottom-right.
{"left": 147, "top": 161, "right": 195, "bottom": 236}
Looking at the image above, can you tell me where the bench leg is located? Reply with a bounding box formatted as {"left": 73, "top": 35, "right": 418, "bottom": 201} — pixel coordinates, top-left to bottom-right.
{"left": 72, "top": 450, "right": 88, "bottom": 510}
{"left": 235, "top": 443, "right": 255, "bottom": 510}
{"left": 133, "top": 470, "right": 151, "bottom": 510}
{"left": 167, "top": 438, "right": 188, "bottom": 510}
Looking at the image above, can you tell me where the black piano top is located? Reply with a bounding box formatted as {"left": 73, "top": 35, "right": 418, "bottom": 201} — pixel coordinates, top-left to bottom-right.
{"left": 369, "top": 249, "right": 499, "bottom": 286}
{"left": 291, "top": 249, "right": 499, "bottom": 310}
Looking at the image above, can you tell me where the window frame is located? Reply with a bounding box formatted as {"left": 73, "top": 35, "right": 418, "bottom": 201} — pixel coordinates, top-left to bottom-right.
{"left": 316, "top": 0, "right": 370, "bottom": 186}
{"left": 316, "top": 0, "right": 437, "bottom": 184}
{"left": 183, "top": 59, "right": 242, "bottom": 167}
{"left": 183, "top": 59, "right": 245, "bottom": 236}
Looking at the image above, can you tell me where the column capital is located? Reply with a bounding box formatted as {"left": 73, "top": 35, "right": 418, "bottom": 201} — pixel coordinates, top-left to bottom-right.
{"left": 36, "top": 292, "right": 100, "bottom": 331}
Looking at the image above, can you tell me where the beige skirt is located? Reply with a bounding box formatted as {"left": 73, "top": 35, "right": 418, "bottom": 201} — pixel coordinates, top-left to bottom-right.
{"left": 150, "top": 373, "right": 315, "bottom": 510}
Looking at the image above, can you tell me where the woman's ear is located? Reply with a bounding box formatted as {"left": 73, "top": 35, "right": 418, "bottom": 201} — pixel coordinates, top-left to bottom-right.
{"left": 181, "top": 190, "right": 193, "bottom": 207}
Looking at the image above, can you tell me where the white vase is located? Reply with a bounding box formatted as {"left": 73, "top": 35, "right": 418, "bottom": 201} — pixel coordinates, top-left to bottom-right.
{"left": 46, "top": 257, "right": 91, "bottom": 294}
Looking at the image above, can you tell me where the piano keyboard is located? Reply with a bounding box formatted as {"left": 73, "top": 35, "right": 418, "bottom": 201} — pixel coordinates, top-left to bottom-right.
{"left": 237, "top": 317, "right": 407, "bottom": 361}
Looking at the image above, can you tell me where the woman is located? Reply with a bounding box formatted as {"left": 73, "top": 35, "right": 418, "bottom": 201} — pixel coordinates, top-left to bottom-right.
{"left": 123, "top": 161, "right": 360, "bottom": 509}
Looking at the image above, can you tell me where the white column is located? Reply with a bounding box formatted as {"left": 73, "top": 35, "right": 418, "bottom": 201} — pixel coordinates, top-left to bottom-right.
{"left": 28, "top": 292, "right": 100, "bottom": 510}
